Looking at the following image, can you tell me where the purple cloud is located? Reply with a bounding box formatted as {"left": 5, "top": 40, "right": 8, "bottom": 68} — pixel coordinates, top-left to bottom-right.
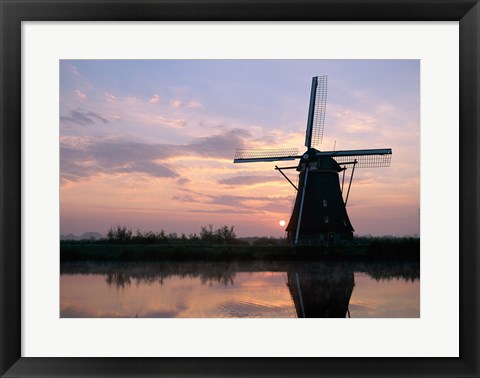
{"left": 176, "top": 178, "right": 191, "bottom": 186}
{"left": 188, "top": 128, "right": 250, "bottom": 159}
{"left": 61, "top": 128, "right": 252, "bottom": 182}
{"left": 61, "top": 108, "right": 109, "bottom": 125}
{"left": 61, "top": 140, "right": 178, "bottom": 181}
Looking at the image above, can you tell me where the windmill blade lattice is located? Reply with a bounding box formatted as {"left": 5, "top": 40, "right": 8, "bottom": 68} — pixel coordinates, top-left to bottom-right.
{"left": 234, "top": 148, "right": 300, "bottom": 163}
{"left": 305, "top": 76, "right": 328, "bottom": 149}
{"left": 318, "top": 148, "right": 392, "bottom": 168}
{"left": 332, "top": 154, "right": 392, "bottom": 168}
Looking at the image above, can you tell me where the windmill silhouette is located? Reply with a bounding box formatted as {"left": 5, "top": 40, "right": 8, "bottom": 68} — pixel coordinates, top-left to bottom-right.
{"left": 233, "top": 76, "right": 392, "bottom": 246}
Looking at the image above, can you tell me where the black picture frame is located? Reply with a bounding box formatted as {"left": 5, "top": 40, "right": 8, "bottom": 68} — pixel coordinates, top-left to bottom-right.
{"left": 1, "top": 1, "right": 479, "bottom": 377}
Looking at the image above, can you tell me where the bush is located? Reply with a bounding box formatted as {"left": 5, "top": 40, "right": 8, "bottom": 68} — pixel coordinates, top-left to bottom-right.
{"left": 104, "top": 224, "right": 238, "bottom": 245}
{"left": 215, "top": 225, "right": 236, "bottom": 244}
{"left": 201, "top": 224, "right": 237, "bottom": 244}
{"left": 200, "top": 224, "right": 215, "bottom": 243}
{"left": 107, "top": 225, "right": 132, "bottom": 243}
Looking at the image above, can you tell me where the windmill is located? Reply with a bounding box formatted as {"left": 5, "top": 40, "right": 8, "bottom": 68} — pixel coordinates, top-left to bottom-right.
{"left": 233, "top": 76, "right": 392, "bottom": 246}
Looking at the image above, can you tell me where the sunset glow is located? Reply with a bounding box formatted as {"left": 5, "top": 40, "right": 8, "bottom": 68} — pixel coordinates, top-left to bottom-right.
{"left": 60, "top": 60, "right": 420, "bottom": 237}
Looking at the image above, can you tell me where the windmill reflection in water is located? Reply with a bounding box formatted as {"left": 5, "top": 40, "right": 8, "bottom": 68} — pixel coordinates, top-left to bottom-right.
{"left": 286, "top": 264, "right": 355, "bottom": 318}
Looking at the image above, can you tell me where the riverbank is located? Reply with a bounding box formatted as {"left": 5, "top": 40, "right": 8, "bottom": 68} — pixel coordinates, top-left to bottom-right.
{"left": 61, "top": 259, "right": 420, "bottom": 283}
{"left": 60, "top": 237, "right": 419, "bottom": 262}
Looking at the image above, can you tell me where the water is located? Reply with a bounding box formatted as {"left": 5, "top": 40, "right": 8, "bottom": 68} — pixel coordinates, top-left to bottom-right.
{"left": 60, "top": 260, "right": 419, "bottom": 318}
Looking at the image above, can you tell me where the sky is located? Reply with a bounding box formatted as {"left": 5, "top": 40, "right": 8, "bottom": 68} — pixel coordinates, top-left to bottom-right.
{"left": 60, "top": 60, "right": 420, "bottom": 238}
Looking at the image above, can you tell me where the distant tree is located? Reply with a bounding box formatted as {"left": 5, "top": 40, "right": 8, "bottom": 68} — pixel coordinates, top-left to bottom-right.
{"left": 200, "top": 224, "right": 215, "bottom": 243}
{"left": 188, "top": 233, "right": 199, "bottom": 242}
{"left": 144, "top": 231, "right": 157, "bottom": 243}
{"left": 105, "top": 224, "right": 241, "bottom": 245}
{"left": 199, "top": 224, "right": 237, "bottom": 244}
{"left": 215, "top": 225, "right": 236, "bottom": 244}
{"left": 157, "top": 229, "right": 166, "bottom": 241}
{"left": 129, "top": 228, "right": 170, "bottom": 244}
{"left": 107, "top": 225, "right": 132, "bottom": 243}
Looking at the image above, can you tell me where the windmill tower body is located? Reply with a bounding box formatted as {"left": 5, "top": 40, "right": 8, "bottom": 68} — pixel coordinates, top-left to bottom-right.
{"left": 286, "top": 151, "right": 354, "bottom": 243}
{"left": 233, "top": 76, "right": 392, "bottom": 246}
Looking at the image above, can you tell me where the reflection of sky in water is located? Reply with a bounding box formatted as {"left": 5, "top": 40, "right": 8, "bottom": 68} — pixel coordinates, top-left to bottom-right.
{"left": 349, "top": 273, "right": 419, "bottom": 318}
{"left": 61, "top": 263, "right": 419, "bottom": 318}
{"left": 61, "top": 272, "right": 297, "bottom": 318}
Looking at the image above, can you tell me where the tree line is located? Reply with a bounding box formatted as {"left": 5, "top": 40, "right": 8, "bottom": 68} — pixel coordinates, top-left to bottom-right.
{"left": 103, "top": 224, "right": 244, "bottom": 245}
{"left": 60, "top": 224, "right": 290, "bottom": 246}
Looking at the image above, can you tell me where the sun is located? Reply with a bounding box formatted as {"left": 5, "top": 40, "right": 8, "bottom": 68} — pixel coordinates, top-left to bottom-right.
{"left": 279, "top": 220, "right": 286, "bottom": 227}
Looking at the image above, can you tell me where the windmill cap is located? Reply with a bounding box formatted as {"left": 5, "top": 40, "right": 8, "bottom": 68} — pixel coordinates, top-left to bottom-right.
{"left": 299, "top": 148, "right": 342, "bottom": 172}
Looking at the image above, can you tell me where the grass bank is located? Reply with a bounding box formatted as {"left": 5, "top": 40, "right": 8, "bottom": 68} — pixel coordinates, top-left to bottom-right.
{"left": 61, "top": 243, "right": 295, "bottom": 262}
{"left": 61, "top": 237, "right": 419, "bottom": 262}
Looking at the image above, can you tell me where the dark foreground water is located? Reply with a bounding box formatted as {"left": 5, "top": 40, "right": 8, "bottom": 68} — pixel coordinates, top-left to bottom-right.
{"left": 60, "top": 260, "right": 419, "bottom": 318}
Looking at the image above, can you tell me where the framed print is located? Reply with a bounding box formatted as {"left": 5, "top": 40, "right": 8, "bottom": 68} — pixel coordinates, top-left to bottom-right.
{"left": 1, "top": 0, "right": 479, "bottom": 377}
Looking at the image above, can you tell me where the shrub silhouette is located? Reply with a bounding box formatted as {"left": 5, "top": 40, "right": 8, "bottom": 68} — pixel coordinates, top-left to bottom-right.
{"left": 104, "top": 224, "right": 238, "bottom": 245}
{"left": 200, "top": 224, "right": 237, "bottom": 244}
{"left": 107, "top": 225, "right": 132, "bottom": 243}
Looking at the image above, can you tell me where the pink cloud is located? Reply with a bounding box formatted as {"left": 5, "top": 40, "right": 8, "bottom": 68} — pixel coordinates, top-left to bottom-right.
{"left": 75, "top": 89, "right": 87, "bottom": 100}
{"left": 149, "top": 94, "right": 162, "bottom": 104}
{"left": 156, "top": 115, "right": 186, "bottom": 128}
{"left": 104, "top": 92, "right": 117, "bottom": 102}
{"left": 188, "top": 101, "right": 202, "bottom": 109}
{"left": 170, "top": 99, "right": 182, "bottom": 108}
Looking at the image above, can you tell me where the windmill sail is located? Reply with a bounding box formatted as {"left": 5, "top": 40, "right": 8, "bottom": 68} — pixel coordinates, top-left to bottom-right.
{"left": 233, "top": 148, "right": 300, "bottom": 163}
{"left": 305, "top": 76, "right": 327, "bottom": 149}
{"left": 317, "top": 148, "right": 392, "bottom": 168}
